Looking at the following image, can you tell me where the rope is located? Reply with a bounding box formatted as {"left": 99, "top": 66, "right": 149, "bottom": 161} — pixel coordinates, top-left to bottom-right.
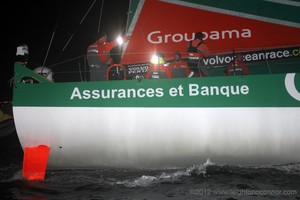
{"left": 62, "top": 0, "right": 97, "bottom": 52}
{"left": 97, "top": 0, "right": 105, "bottom": 33}
{"left": 42, "top": 0, "right": 65, "bottom": 67}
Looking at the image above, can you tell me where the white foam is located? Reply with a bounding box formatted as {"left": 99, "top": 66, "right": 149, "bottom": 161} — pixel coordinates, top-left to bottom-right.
{"left": 116, "top": 158, "right": 214, "bottom": 188}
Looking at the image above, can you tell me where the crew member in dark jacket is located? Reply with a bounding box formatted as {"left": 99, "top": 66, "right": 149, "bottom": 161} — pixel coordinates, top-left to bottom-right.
{"left": 187, "top": 32, "right": 210, "bottom": 77}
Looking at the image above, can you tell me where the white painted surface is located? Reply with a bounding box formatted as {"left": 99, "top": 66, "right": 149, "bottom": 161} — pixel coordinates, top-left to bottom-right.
{"left": 13, "top": 107, "right": 300, "bottom": 168}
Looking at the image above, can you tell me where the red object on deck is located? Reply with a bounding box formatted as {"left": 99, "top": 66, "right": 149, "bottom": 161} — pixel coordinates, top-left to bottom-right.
{"left": 22, "top": 145, "right": 50, "bottom": 181}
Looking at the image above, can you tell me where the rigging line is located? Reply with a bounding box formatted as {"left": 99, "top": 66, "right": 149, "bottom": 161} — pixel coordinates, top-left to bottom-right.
{"left": 42, "top": 0, "right": 65, "bottom": 67}
{"left": 62, "top": 0, "right": 97, "bottom": 52}
{"left": 78, "top": 62, "right": 83, "bottom": 81}
{"left": 125, "top": 0, "right": 132, "bottom": 33}
{"left": 48, "top": 55, "right": 85, "bottom": 68}
{"left": 97, "top": 0, "right": 105, "bottom": 33}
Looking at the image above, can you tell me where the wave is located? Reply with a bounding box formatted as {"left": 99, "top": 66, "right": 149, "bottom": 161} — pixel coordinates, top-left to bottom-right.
{"left": 115, "top": 159, "right": 300, "bottom": 188}
{"left": 115, "top": 158, "right": 215, "bottom": 188}
{"left": 262, "top": 162, "right": 300, "bottom": 175}
{"left": 2, "top": 159, "right": 299, "bottom": 187}
{"left": 1, "top": 159, "right": 299, "bottom": 200}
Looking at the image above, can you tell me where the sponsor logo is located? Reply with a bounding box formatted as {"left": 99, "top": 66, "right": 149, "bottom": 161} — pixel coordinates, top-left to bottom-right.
{"left": 69, "top": 84, "right": 250, "bottom": 100}
{"left": 147, "top": 29, "right": 251, "bottom": 44}
{"left": 203, "top": 46, "right": 300, "bottom": 67}
{"left": 285, "top": 73, "right": 300, "bottom": 101}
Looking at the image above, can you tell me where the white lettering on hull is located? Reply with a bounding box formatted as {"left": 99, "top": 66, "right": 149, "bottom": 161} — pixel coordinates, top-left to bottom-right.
{"left": 147, "top": 29, "right": 251, "bottom": 44}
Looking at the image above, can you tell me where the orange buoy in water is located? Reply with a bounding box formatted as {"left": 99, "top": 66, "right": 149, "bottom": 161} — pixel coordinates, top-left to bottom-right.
{"left": 22, "top": 145, "right": 50, "bottom": 181}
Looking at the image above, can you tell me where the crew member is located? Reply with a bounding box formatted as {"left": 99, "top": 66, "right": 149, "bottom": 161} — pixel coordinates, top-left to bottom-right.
{"left": 145, "top": 53, "right": 172, "bottom": 79}
{"left": 87, "top": 32, "right": 129, "bottom": 81}
{"left": 186, "top": 32, "right": 210, "bottom": 77}
{"left": 225, "top": 54, "right": 250, "bottom": 76}
{"left": 168, "top": 51, "right": 192, "bottom": 78}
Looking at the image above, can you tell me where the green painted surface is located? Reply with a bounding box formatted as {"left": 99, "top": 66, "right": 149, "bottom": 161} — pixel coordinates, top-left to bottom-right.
{"left": 177, "top": 0, "right": 300, "bottom": 24}
{"left": 13, "top": 63, "right": 300, "bottom": 107}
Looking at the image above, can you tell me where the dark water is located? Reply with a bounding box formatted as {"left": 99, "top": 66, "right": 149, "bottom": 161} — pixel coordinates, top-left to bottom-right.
{"left": 1, "top": 132, "right": 300, "bottom": 200}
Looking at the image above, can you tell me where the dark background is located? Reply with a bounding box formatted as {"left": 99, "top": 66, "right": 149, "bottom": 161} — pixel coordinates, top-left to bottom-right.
{"left": 1, "top": 0, "right": 130, "bottom": 101}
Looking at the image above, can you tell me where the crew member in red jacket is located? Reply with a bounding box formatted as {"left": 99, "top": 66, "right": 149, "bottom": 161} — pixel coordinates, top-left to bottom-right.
{"left": 96, "top": 33, "right": 120, "bottom": 63}
{"left": 225, "top": 54, "right": 250, "bottom": 76}
{"left": 87, "top": 32, "right": 129, "bottom": 81}
{"left": 168, "top": 51, "right": 192, "bottom": 78}
{"left": 145, "top": 53, "right": 172, "bottom": 79}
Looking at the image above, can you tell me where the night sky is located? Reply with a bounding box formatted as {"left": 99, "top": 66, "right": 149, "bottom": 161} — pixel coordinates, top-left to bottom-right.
{"left": 1, "top": 0, "right": 129, "bottom": 101}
